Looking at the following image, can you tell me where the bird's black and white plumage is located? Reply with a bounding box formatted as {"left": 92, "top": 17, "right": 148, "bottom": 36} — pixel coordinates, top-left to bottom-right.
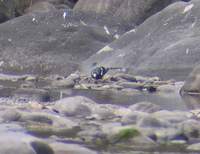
{"left": 91, "top": 66, "right": 109, "bottom": 80}
{"left": 91, "top": 66, "right": 126, "bottom": 80}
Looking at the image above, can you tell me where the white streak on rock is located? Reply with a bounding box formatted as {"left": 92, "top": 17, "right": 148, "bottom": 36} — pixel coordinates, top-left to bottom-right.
{"left": 186, "top": 48, "right": 190, "bottom": 55}
{"left": 104, "top": 26, "right": 110, "bottom": 35}
{"left": 80, "top": 20, "right": 87, "bottom": 26}
{"left": 183, "top": 4, "right": 194, "bottom": 14}
{"left": 126, "top": 29, "right": 136, "bottom": 34}
{"left": 97, "top": 46, "right": 113, "bottom": 54}
{"left": 63, "top": 12, "right": 67, "bottom": 19}
{"left": 118, "top": 53, "right": 125, "bottom": 57}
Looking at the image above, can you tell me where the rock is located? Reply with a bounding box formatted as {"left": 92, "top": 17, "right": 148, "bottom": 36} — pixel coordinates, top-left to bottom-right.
{"left": 23, "top": 112, "right": 80, "bottom": 138}
{"left": 152, "top": 110, "right": 189, "bottom": 124}
{"left": 181, "top": 65, "right": 200, "bottom": 94}
{"left": 112, "top": 73, "right": 137, "bottom": 82}
{"left": 27, "top": 101, "right": 45, "bottom": 110}
{"left": 181, "top": 94, "right": 200, "bottom": 110}
{"left": 74, "top": 0, "right": 177, "bottom": 28}
{"left": 50, "top": 142, "right": 97, "bottom": 154}
{"left": 178, "top": 119, "right": 200, "bottom": 139}
{"left": 149, "top": 128, "right": 185, "bottom": 143}
{"left": 117, "top": 82, "right": 144, "bottom": 90}
{"left": 102, "top": 124, "right": 156, "bottom": 149}
{"left": 82, "top": 0, "right": 200, "bottom": 80}
{"left": 0, "top": 132, "right": 37, "bottom": 154}
{"left": 121, "top": 111, "right": 149, "bottom": 125}
{"left": 51, "top": 78, "right": 75, "bottom": 88}
{"left": 0, "top": 109, "right": 21, "bottom": 122}
{"left": 0, "top": 9, "right": 114, "bottom": 76}
{"left": 20, "top": 112, "right": 53, "bottom": 125}
{"left": 48, "top": 0, "right": 78, "bottom": 9}
{"left": 157, "top": 84, "right": 176, "bottom": 93}
{"left": 187, "top": 143, "right": 200, "bottom": 151}
{"left": 102, "top": 124, "right": 140, "bottom": 143}
{"left": 53, "top": 96, "right": 95, "bottom": 117}
{"left": 30, "top": 141, "right": 54, "bottom": 154}
{"left": 25, "top": 1, "right": 56, "bottom": 13}
{"left": 77, "top": 126, "right": 108, "bottom": 145}
{"left": 90, "top": 104, "right": 117, "bottom": 120}
{"left": 137, "top": 115, "right": 170, "bottom": 128}
{"left": 0, "top": 0, "right": 31, "bottom": 23}
{"left": 129, "top": 102, "right": 161, "bottom": 113}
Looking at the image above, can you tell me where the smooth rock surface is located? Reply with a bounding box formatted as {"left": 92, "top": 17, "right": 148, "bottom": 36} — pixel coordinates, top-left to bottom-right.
{"left": 82, "top": 0, "right": 200, "bottom": 80}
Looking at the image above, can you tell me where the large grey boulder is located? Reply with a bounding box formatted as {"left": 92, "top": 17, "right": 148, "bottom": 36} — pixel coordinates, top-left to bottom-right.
{"left": 74, "top": 0, "right": 178, "bottom": 28}
{"left": 82, "top": 0, "right": 200, "bottom": 80}
{"left": 0, "top": 10, "right": 114, "bottom": 76}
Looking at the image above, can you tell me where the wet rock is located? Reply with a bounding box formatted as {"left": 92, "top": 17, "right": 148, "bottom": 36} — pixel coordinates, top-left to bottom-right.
{"left": 0, "top": 123, "right": 24, "bottom": 132}
{"left": 181, "top": 65, "right": 200, "bottom": 94}
{"left": 27, "top": 101, "right": 45, "bottom": 110}
{"left": 20, "top": 112, "right": 53, "bottom": 125}
{"left": 129, "top": 102, "right": 161, "bottom": 113}
{"left": 102, "top": 124, "right": 156, "bottom": 149}
{"left": 137, "top": 115, "right": 170, "bottom": 128}
{"left": 112, "top": 73, "right": 137, "bottom": 82}
{"left": 51, "top": 78, "right": 75, "bottom": 88}
{"left": 25, "top": 115, "right": 80, "bottom": 138}
{"left": 152, "top": 128, "right": 185, "bottom": 144}
{"left": 121, "top": 111, "right": 149, "bottom": 125}
{"left": 30, "top": 141, "right": 54, "bottom": 154}
{"left": 50, "top": 142, "right": 97, "bottom": 154}
{"left": 117, "top": 82, "right": 144, "bottom": 90}
{"left": 178, "top": 119, "right": 200, "bottom": 139}
{"left": 90, "top": 104, "right": 117, "bottom": 120}
{"left": 0, "top": 132, "right": 37, "bottom": 154}
{"left": 152, "top": 110, "right": 189, "bottom": 124}
{"left": 157, "top": 84, "right": 176, "bottom": 93}
{"left": 187, "top": 143, "right": 200, "bottom": 151}
{"left": 0, "top": 109, "right": 21, "bottom": 122}
{"left": 53, "top": 96, "right": 95, "bottom": 117}
{"left": 77, "top": 127, "right": 107, "bottom": 145}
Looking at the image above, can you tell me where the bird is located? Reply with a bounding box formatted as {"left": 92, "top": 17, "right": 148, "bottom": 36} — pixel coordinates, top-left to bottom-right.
{"left": 91, "top": 66, "right": 126, "bottom": 80}
{"left": 91, "top": 66, "right": 109, "bottom": 80}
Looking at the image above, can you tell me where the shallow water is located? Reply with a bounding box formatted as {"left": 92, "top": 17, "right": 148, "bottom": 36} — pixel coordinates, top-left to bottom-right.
{"left": 0, "top": 85, "right": 190, "bottom": 111}
{"left": 67, "top": 89, "right": 188, "bottom": 110}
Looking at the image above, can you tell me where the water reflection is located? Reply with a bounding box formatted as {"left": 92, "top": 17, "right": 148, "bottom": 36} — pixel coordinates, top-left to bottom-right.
{"left": 59, "top": 88, "right": 188, "bottom": 111}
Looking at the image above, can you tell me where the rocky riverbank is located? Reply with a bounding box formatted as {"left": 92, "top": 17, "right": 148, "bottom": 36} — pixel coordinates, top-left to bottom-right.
{"left": 0, "top": 72, "right": 199, "bottom": 154}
